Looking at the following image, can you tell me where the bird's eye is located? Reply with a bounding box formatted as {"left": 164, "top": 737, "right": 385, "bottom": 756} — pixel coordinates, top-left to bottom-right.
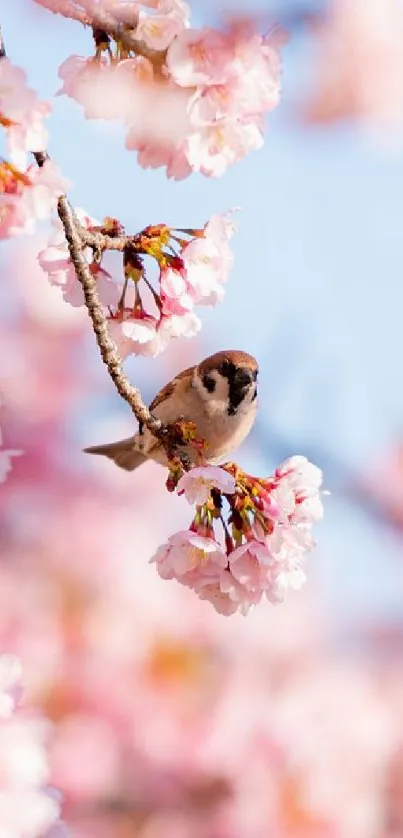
{"left": 252, "top": 369, "right": 258, "bottom": 381}
{"left": 218, "top": 360, "right": 230, "bottom": 375}
{"left": 202, "top": 373, "right": 216, "bottom": 393}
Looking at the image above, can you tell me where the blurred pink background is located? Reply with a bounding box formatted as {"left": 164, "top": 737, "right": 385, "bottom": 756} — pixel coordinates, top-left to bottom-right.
{"left": 3, "top": 1, "right": 403, "bottom": 836}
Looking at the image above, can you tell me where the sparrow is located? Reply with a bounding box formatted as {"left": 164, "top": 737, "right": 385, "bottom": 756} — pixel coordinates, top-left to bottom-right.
{"left": 83, "top": 349, "right": 259, "bottom": 472}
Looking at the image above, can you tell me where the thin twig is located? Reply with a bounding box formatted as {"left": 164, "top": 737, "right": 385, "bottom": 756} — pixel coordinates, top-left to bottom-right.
{"left": 80, "top": 227, "right": 133, "bottom": 252}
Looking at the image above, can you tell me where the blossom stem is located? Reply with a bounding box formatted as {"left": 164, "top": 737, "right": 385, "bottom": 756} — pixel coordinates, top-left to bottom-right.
{"left": 117, "top": 274, "right": 129, "bottom": 313}
{"left": 143, "top": 276, "right": 163, "bottom": 311}
{"left": 220, "top": 514, "right": 234, "bottom": 554}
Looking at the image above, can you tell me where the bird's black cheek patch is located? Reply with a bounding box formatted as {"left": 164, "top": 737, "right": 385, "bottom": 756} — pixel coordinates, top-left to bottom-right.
{"left": 228, "top": 381, "right": 247, "bottom": 414}
{"left": 251, "top": 387, "right": 258, "bottom": 401}
{"left": 203, "top": 373, "right": 216, "bottom": 393}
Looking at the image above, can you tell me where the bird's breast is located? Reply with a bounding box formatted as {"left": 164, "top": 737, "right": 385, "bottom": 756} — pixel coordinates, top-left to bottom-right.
{"left": 151, "top": 384, "right": 256, "bottom": 462}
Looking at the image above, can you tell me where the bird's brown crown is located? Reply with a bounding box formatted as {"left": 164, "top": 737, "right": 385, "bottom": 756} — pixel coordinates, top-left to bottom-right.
{"left": 198, "top": 350, "right": 258, "bottom": 375}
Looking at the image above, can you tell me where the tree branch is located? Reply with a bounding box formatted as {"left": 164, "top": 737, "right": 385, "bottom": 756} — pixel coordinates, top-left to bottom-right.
{"left": 0, "top": 31, "right": 161, "bottom": 436}
{"left": 33, "top": 153, "right": 162, "bottom": 435}
{"left": 1, "top": 26, "right": 198, "bottom": 468}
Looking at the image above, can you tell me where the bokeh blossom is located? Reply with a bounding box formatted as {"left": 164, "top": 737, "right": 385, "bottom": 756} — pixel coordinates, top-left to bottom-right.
{"left": 0, "top": 654, "right": 64, "bottom": 838}
{"left": 0, "top": 400, "right": 22, "bottom": 482}
{"left": 303, "top": 0, "right": 403, "bottom": 143}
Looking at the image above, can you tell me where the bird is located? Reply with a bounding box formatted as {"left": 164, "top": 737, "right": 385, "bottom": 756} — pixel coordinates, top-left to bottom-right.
{"left": 83, "top": 349, "right": 259, "bottom": 472}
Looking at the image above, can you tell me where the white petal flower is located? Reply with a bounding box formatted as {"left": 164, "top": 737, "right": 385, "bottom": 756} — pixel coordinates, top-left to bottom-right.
{"left": 177, "top": 466, "right": 236, "bottom": 505}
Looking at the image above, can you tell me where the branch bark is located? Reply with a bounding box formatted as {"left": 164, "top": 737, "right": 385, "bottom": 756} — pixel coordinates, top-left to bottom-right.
{"left": 33, "top": 153, "right": 162, "bottom": 435}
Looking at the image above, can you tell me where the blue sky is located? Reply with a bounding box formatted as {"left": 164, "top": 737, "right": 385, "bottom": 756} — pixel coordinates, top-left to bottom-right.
{"left": 3, "top": 0, "right": 403, "bottom": 635}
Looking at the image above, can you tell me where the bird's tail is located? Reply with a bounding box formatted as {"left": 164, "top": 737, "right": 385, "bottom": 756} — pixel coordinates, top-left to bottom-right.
{"left": 83, "top": 437, "right": 147, "bottom": 472}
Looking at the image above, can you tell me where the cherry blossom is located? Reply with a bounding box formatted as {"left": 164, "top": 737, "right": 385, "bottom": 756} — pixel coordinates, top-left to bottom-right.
{"left": 177, "top": 465, "right": 236, "bottom": 506}
{"left": 57, "top": 55, "right": 111, "bottom": 119}
{"left": 166, "top": 28, "right": 234, "bottom": 88}
{"left": 160, "top": 265, "right": 194, "bottom": 315}
{"left": 196, "top": 575, "right": 240, "bottom": 615}
{"left": 135, "top": 9, "right": 186, "bottom": 51}
{"left": 219, "top": 566, "right": 264, "bottom": 614}
{"left": 0, "top": 161, "right": 70, "bottom": 240}
{"left": 0, "top": 58, "right": 50, "bottom": 170}
{"left": 0, "top": 57, "right": 60, "bottom": 239}
{"left": 154, "top": 458, "right": 324, "bottom": 615}
{"left": 38, "top": 208, "right": 119, "bottom": 307}
{"left": 152, "top": 530, "right": 228, "bottom": 578}
{"left": 136, "top": 140, "right": 192, "bottom": 180}
{"left": 38, "top": 1, "right": 284, "bottom": 179}
{"left": 183, "top": 212, "right": 235, "bottom": 305}
{"left": 224, "top": 538, "right": 307, "bottom": 612}
{"left": 22, "top": 162, "right": 70, "bottom": 221}
{"left": 38, "top": 212, "right": 119, "bottom": 309}
{"left": 108, "top": 314, "right": 163, "bottom": 359}
{"left": 6, "top": 102, "right": 51, "bottom": 172}
{"left": 185, "top": 120, "right": 264, "bottom": 178}
{"left": 109, "top": 309, "right": 202, "bottom": 358}
{"left": 274, "top": 455, "right": 325, "bottom": 524}
{"left": 163, "top": 25, "right": 283, "bottom": 178}
{"left": 0, "top": 59, "right": 38, "bottom": 125}
{"left": 230, "top": 540, "right": 274, "bottom": 585}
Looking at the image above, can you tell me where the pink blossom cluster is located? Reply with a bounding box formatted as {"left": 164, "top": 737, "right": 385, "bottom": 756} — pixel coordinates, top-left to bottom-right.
{"left": 38, "top": 209, "right": 235, "bottom": 357}
{"left": 157, "top": 25, "right": 284, "bottom": 178}
{"left": 37, "top": 0, "right": 284, "bottom": 179}
{"left": 0, "top": 58, "right": 68, "bottom": 239}
{"left": 0, "top": 654, "right": 65, "bottom": 838}
{"left": 152, "top": 456, "right": 324, "bottom": 615}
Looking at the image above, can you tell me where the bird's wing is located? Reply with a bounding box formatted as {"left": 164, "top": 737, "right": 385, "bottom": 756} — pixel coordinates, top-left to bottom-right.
{"left": 148, "top": 367, "right": 194, "bottom": 416}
